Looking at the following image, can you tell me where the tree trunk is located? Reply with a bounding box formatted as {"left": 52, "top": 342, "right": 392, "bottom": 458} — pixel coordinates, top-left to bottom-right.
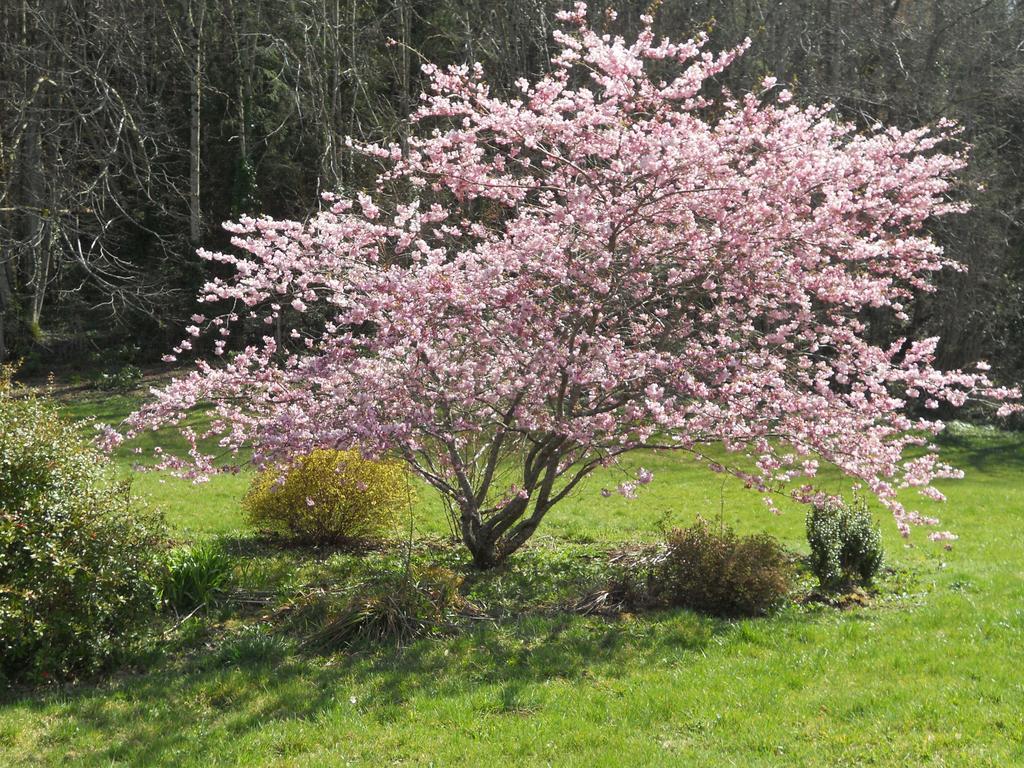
{"left": 397, "top": 0, "right": 410, "bottom": 156}
{"left": 22, "top": 107, "right": 49, "bottom": 334}
{"left": 459, "top": 496, "right": 548, "bottom": 569}
{"left": 188, "top": 0, "right": 205, "bottom": 246}
{"left": 28, "top": 219, "right": 51, "bottom": 330}
{"left": 0, "top": 258, "right": 11, "bottom": 361}
{"left": 466, "top": 536, "right": 499, "bottom": 569}
{"left": 458, "top": 504, "right": 494, "bottom": 569}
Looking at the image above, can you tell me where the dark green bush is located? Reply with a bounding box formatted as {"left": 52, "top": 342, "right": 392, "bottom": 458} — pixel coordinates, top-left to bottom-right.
{"left": 160, "top": 539, "right": 234, "bottom": 613}
{"left": 90, "top": 364, "right": 143, "bottom": 393}
{"left": 649, "top": 519, "right": 794, "bottom": 617}
{"left": 0, "top": 372, "right": 165, "bottom": 683}
{"left": 806, "top": 497, "right": 884, "bottom": 590}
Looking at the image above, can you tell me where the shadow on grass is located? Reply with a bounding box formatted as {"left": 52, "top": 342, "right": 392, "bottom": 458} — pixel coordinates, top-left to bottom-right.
{"left": 934, "top": 429, "right": 1024, "bottom": 474}
{"left": 1, "top": 603, "right": 768, "bottom": 765}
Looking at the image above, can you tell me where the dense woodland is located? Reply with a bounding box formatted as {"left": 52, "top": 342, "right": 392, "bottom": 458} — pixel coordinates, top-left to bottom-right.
{"left": 1, "top": 0, "right": 1023, "bottom": 383}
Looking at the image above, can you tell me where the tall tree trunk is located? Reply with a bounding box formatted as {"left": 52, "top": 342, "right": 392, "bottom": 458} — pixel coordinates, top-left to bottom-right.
{"left": 28, "top": 221, "right": 51, "bottom": 330}
{"left": 188, "top": 0, "right": 205, "bottom": 246}
{"left": 22, "top": 111, "right": 48, "bottom": 333}
{"left": 397, "top": 0, "right": 410, "bottom": 156}
{"left": 346, "top": 0, "right": 359, "bottom": 184}
{"left": 0, "top": 257, "right": 12, "bottom": 361}
{"left": 228, "top": 0, "right": 256, "bottom": 214}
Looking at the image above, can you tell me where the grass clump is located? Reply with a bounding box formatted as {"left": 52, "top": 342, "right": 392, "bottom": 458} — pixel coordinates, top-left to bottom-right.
{"left": 806, "top": 497, "right": 884, "bottom": 590}
{"left": 648, "top": 518, "right": 794, "bottom": 617}
{"left": 243, "top": 449, "right": 409, "bottom": 544}
{"left": 303, "top": 565, "right": 467, "bottom": 652}
{"left": 0, "top": 370, "right": 165, "bottom": 683}
{"left": 216, "top": 625, "right": 294, "bottom": 667}
{"left": 160, "top": 539, "right": 234, "bottom": 613}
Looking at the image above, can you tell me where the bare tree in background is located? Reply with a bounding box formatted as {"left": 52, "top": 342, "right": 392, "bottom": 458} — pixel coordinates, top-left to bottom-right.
{"left": 0, "top": 0, "right": 1021, "bottom": 385}
{"left": 0, "top": 0, "right": 190, "bottom": 361}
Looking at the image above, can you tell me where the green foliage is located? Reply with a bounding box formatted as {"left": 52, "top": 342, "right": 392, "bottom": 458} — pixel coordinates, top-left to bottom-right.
{"left": 303, "top": 565, "right": 466, "bottom": 652}
{"left": 0, "top": 371, "right": 165, "bottom": 683}
{"left": 243, "top": 449, "right": 410, "bottom": 544}
{"left": 215, "top": 625, "right": 293, "bottom": 668}
{"left": 89, "top": 364, "right": 143, "bottom": 393}
{"left": 86, "top": 345, "right": 143, "bottom": 392}
{"left": 460, "top": 542, "right": 615, "bottom": 616}
{"left": 159, "top": 539, "right": 235, "bottom": 613}
{"left": 649, "top": 519, "right": 794, "bottom": 617}
{"left": 230, "top": 156, "right": 259, "bottom": 217}
{"left": 806, "top": 497, "right": 884, "bottom": 590}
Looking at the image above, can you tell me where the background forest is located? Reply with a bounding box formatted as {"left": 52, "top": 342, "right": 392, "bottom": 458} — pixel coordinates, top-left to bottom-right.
{"left": 2, "top": 0, "right": 1023, "bottom": 385}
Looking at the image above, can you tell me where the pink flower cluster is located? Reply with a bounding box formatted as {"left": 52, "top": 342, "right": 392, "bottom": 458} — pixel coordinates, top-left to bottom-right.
{"left": 120, "top": 4, "right": 1018, "bottom": 549}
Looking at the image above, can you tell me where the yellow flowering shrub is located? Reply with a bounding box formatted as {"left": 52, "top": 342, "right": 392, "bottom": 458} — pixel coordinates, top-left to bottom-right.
{"left": 243, "top": 449, "right": 410, "bottom": 543}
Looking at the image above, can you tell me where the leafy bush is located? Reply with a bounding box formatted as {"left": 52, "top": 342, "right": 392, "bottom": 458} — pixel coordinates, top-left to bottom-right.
{"left": 0, "top": 371, "right": 165, "bottom": 683}
{"left": 243, "top": 449, "right": 409, "bottom": 544}
{"left": 806, "top": 497, "right": 884, "bottom": 590}
{"left": 90, "top": 364, "right": 143, "bottom": 393}
{"left": 303, "top": 565, "right": 466, "bottom": 652}
{"left": 160, "top": 539, "right": 234, "bottom": 613}
{"left": 649, "top": 519, "right": 794, "bottom": 617}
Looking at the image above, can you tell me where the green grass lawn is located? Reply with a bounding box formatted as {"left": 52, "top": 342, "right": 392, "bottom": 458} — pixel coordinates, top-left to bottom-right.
{"left": 2, "top": 392, "right": 1022, "bottom": 766}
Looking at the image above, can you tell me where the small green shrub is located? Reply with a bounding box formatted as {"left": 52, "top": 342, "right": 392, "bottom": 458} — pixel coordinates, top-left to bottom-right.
{"left": 243, "top": 449, "right": 409, "bottom": 544}
{"left": 649, "top": 519, "right": 794, "bottom": 617}
{"left": 90, "top": 364, "right": 143, "bottom": 392}
{"left": 0, "top": 370, "right": 165, "bottom": 683}
{"left": 806, "top": 497, "right": 884, "bottom": 590}
{"left": 216, "top": 625, "right": 293, "bottom": 667}
{"left": 304, "top": 565, "right": 465, "bottom": 652}
{"left": 160, "top": 539, "right": 234, "bottom": 613}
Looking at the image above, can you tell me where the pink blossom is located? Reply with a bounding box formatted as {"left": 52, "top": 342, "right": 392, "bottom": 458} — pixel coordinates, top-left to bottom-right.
{"left": 617, "top": 482, "right": 638, "bottom": 500}
{"left": 95, "top": 424, "right": 123, "bottom": 452}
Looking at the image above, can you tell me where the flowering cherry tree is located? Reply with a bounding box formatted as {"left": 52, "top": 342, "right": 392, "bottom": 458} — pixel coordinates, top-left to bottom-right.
{"left": 120, "top": 4, "right": 1018, "bottom": 567}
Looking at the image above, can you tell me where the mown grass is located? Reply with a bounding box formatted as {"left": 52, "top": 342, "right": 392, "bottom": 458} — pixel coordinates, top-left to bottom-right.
{"left": 1, "top": 391, "right": 1022, "bottom": 767}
